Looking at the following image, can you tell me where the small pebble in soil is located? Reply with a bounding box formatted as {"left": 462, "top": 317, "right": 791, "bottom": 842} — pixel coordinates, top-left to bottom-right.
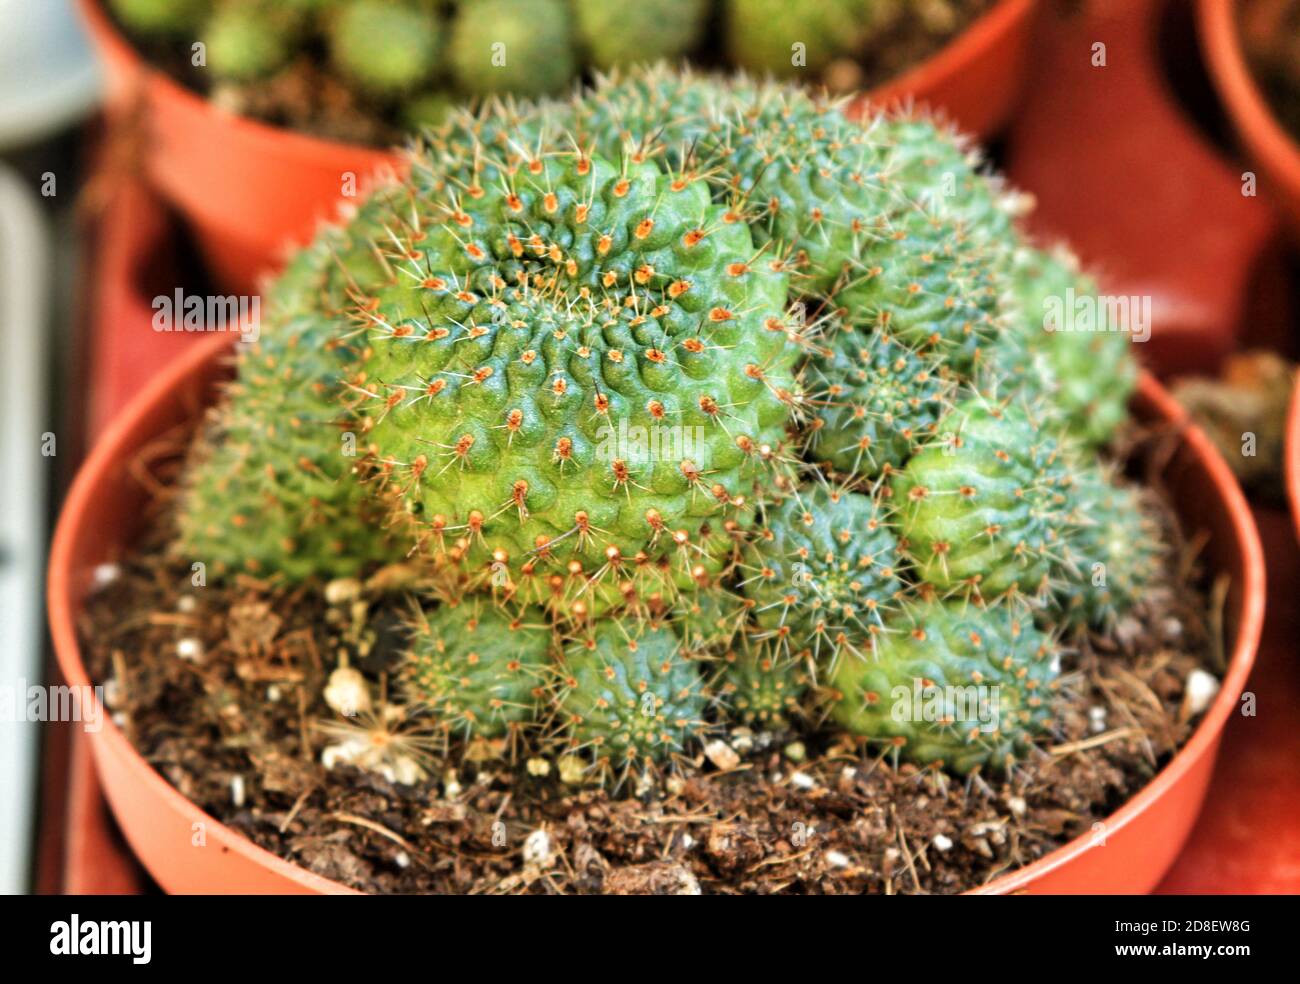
{"left": 177, "top": 594, "right": 196, "bottom": 613}
{"left": 704, "top": 739, "right": 740, "bottom": 771}
{"left": 825, "top": 850, "right": 851, "bottom": 869}
{"left": 523, "top": 828, "right": 553, "bottom": 868}
{"left": 933, "top": 833, "right": 954, "bottom": 852}
{"left": 324, "top": 666, "right": 371, "bottom": 717}
{"left": 231, "top": 774, "right": 246, "bottom": 808}
{"left": 1181, "top": 668, "right": 1221, "bottom": 721}
{"left": 324, "top": 578, "right": 363, "bottom": 606}
{"left": 176, "top": 637, "right": 203, "bottom": 663}
{"left": 790, "top": 771, "right": 816, "bottom": 790}
{"left": 784, "top": 741, "right": 806, "bottom": 763}
{"left": 558, "top": 755, "right": 586, "bottom": 786}
{"left": 1089, "top": 706, "right": 1108, "bottom": 733}
{"left": 91, "top": 562, "right": 120, "bottom": 589}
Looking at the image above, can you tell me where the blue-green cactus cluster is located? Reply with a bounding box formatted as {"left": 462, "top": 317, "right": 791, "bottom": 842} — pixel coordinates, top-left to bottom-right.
{"left": 173, "top": 66, "right": 1158, "bottom": 778}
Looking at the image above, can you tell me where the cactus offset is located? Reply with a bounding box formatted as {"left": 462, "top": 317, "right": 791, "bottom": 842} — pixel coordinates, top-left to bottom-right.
{"left": 890, "top": 395, "right": 1079, "bottom": 603}
{"left": 402, "top": 602, "right": 552, "bottom": 741}
{"left": 829, "top": 599, "right": 1060, "bottom": 772}
{"left": 715, "top": 640, "right": 809, "bottom": 730}
{"left": 741, "top": 485, "right": 903, "bottom": 669}
{"left": 1058, "top": 465, "right": 1162, "bottom": 630}
{"left": 174, "top": 192, "right": 407, "bottom": 580}
{"left": 553, "top": 622, "right": 711, "bottom": 776}
{"left": 803, "top": 317, "right": 953, "bottom": 481}
{"left": 1012, "top": 246, "right": 1137, "bottom": 448}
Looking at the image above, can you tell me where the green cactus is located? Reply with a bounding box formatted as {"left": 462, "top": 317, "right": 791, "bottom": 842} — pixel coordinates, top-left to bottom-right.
{"left": 723, "top": 0, "right": 870, "bottom": 78}
{"left": 327, "top": 0, "right": 442, "bottom": 97}
{"left": 741, "top": 485, "right": 903, "bottom": 669}
{"left": 109, "top": 0, "right": 210, "bottom": 35}
{"left": 715, "top": 640, "right": 810, "bottom": 730}
{"left": 203, "top": 1, "right": 294, "bottom": 83}
{"left": 890, "top": 395, "right": 1079, "bottom": 603}
{"left": 353, "top": 145, "right": 797, "bottom": 580}
{"left": 402, "top": 602, "right": 552, "bottom": 740}
{"left": 829, "top": 599, "right": 1060, "bottom": 772}
{"left": 803, "top": 320, "right": 953, "bottom": 481}
{"left": 572, "top": 0, "right": 708, "bottom": 70}
{"left": 553, "top": 622, "right": 711, "bottom": 774}
{"left": 1057, "top": 465, "right": 1162, "bottom": 630}
{"left": 1012, "top": 246, "right": 1138, "bottom": 448}
{"left": 174, "top": 190, "right": 408, "bottom": 580}
{"left": 449, "top": 0, "right": 577, "bottom": 97}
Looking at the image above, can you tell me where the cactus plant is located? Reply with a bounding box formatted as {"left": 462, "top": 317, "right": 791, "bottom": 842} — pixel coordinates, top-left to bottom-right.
{"left": 715, "top": 640, "right": 809, "bottom": 730}
{"left": 203, "top": 1, "right": 294, "bottom": 83}
{"left": 110, "top": 0, "right": 210, "bottom": 35}
{"left": 352, "top": 145, "right": 799, "bottom": 582}
{"left": 1011, "top": 246, "right": 1137, "bottom": 448}
{"left": 803, "top": 320, "right": 953, "bottom": 480}
{"left": 829, "top": 598, "right": 1060, "bottom": 772}
{"left": 174, "top": 191, "right": 408, "bottom": 580}
{"left": 553, "top": 621, "right": 711, "bottom": 776}
{"left": 723, "top": 0, "right": 878, "bottom": 78}
{"left": 448, "top": 0, "right": 577, "bottom": 97}
{"left": 741, "top": 485, "right": 903, "bottom": 669}
{"left": 890, "top": 395, "right": 1079, "bottom": 603}
{"left": 326, "top": 0, "right": 442, "bottom": 97}
{"left": 1058, "top": 465, "right": 1162, "bottom": 630}
{"left": 402, "top": 602, "right": 552, "bottom": 741}
{"left": 166, "top": 66, "right": 1165, "bottom": 782}
{"left": 572, "top": 0, "right": 708, "bottom": 70}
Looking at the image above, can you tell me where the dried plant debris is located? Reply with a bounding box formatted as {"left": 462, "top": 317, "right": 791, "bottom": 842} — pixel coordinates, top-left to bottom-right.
{"left": 1172, "top": 350, "right": 1295, "bottom": 500}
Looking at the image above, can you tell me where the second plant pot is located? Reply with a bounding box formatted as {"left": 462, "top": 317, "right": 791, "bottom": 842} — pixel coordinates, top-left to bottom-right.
{"left": 80, "top": 0, "right": 1038, "bottom": 296}
{"left": 1198, "top": 0, "right": 1300, "bottom": 241}
{"left": 47, "top": 334, "right": 1265, "bottom": 895}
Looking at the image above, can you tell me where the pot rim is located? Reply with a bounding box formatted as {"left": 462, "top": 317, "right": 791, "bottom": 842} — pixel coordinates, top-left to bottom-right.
{"left": 80, "top": 0, "right": 1034, "bottom": 159}
{"left": 1287, "top": 376, "right": 1300, "bottom": 541}
{"left": 48, "top": 335, "right": 1266, "bottom": 895}
{"left": 1196, "top": 0, "right": 1300, "bottom": 187}
{"left": 868, "top": 0, "right": 1038, "bottom": 108}
{"left": 77, "top": 0, "right": 395, "bottom": 169}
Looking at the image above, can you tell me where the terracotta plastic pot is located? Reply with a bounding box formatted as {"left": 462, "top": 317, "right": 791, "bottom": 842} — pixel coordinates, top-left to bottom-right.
{"left": 79, "top": 0, "right": 1036, "bottom": 295}
{"left": 1198, "top": 0, "right": 1300, "bottom": 241}
{"left": 48, "top": 335, "right": 1264, "bottom": 894}
{"left": 854, "top": 0, "right": 1039, "bottom": 138}
{"left": 1287, "top": 378, "right": 1300, "bottom": 542}
{"left": 77, "top": 0, "right": 398, "bottom": 295}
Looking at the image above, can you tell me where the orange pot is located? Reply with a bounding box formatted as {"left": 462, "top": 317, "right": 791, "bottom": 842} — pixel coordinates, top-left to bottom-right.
{"left": 48, "top": 336, "right": 1264, "bottom": 894}
{"left": 854, "top": 0, "right": 1039, "bottom": 137}
{"left": 79, "top": 0, "right": 1036, "bottom": 296}
{"left": 1198, "top": 0, "right": 1300, "bottom": 240}
{"left": 1287, "top": 378, "right": 1300, "bottom": 541}
{"left": 77, "top": 0, "right": 399, "bottom": 295}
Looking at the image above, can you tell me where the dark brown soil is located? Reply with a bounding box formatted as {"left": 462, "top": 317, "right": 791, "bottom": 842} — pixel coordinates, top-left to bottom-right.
{"left": 79, "top": 419, "right": 1224, "bottom": 895}
{"left": 110, "top": 0, "right": 997, "bottom": 147}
